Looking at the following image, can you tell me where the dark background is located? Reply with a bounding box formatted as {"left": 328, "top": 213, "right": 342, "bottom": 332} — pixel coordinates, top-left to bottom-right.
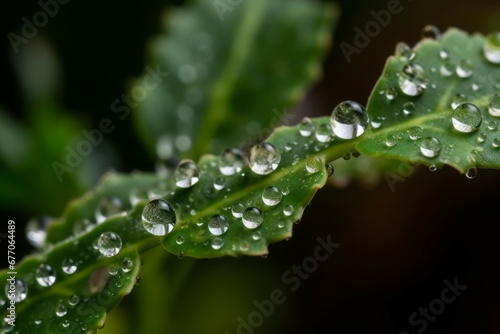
{"left": 1, "top": 0, "right": 500, "bottom": 333}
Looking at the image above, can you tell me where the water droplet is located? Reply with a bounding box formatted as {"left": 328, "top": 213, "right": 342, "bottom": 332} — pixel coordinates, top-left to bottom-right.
{"left": 239, "top": 241, "right": 250, "bottom": 252}
{"left": 440, "top": 60, "right": 454, "bottom": 77}
{"left": 398, "top": 63, "right": 428, "bottom": 96}
{"left": 421, "top": 25, "right": 441, "bottom": 39}
{"left": 142, "top": 199, "right": 177, "bottom": 236}
{"left": 451, "top": 93, "right": 467, "bottom": 109}
{"left": 326, "top": 164, "right": 334, "bottom": 177}
{"left": 395, "top": 42, "right": 415, "bottom": 60}
{"left": 299, "top": 117, "right": 315, "bottom": 137}
{"left": 97, "top": 232, "right": 122, "bottom": 257}
{"left": 284, "top": 143, "right": 293, "bottom": 151}
{"left": 281, "top": 187, "right": 290, "bottom": 196}
{"left": 248, "top": 142, "right": 281, "bottom": 175}
{"left": 5, "top": 279, "right": 27, "bottom": 302}
{"left": 214, "top": 177, "right": 226, "bottom": 190}
{"left": 456, "top": 59, "right": 473, "bottom": 78}
{"left": 315, "top": 123, "right": 333, "bottom": 142}
{"left": 73, "top": 218, "right": 93, "bottom": 235}
{"left": 492, "top": 138, "right": 500, "bottom": 148}
{"left": 283, "top": 205, "right": 294, "bottom": 216}
{"left": 208, "top": 214, "right": 229, "bottom": 235}
{"left": 62, "top": 320, "right": 70, "bottom": 328}
{"left": 211, "top": 237, "right": 224, "bottom": 250}
{"left": 439, "top": 49, "right": 449, "bottom": 59}
{"left": 385, "top": 135, "right": 398, "bottom": 147}
{"left": 262, "top": 186, "right": 282, "bottom": 206}
{"left": 231, "top": 203, "right": 244, "bottom": 218}
{"left": 477, "top": 133, "right": 487, "bottom": 144}
{"left": 420, "top": 137, "right": 442, "bottom": 158}
{"left": 68, "top": 295, "right": 80, "bottom": 306}
{"left": 174, "top": 159, "right": 200, "bottom": 188}
{"left": 384, "top": 88, "right": 397, "bottom": 101}
{"left": 219, "top": 148, "right": 245, "bottom": 175}
{"left": 35, "top": 319, "right": 42, "bottom": 325}
{"left": 371, "top": 116, "right": 383, "bottom": 129}
{"left": 176, "top": 236, "right": 185, "bottom": 245}
{"left": 305, "top": 156, "right": 322, "bottom": 173}
{"left": 95, "top": 197, "right": 125, "bottom": 224}
{"left": 330, "top": 101, "right": 369, "bottom": 139}
{"left": 121, "top": 258, "right": 133, "bottom": 273}
{"left": 62, "top": 258, "right": 77, "bottom": 275}
{"left": 429, "top": 165, "right": 437, "bottom": 172}
{"left": 452, "top": 103, "right": 482, "bottom": 133}
{"left": 242, "top": 207, "right": 263, "bottom": 229}
{"left": 36, "top": 264, "right": 56, "bottom": 287}
{"left": 252, "top": 231, "right": 262, "bottom": 241}
{"left": 55, "top": 301, "right": 67, "bottom": 317}
{"left": 487, "top": 120, "right": 499, "bottom": 131}
{"left": 108, "top": 266, "right": 119, "bottom": 275}
{"left": 403, "top": 102, "right": 415, "bottom": 115}
{"left": 465, "top": 167, "right": 478, "bottom": 179}
{"left": 488, "top": 91, "right": 500, "bottom": 117}
{"left": 483, "top": 32, "right": 500, "bottom": 64}
{"left": 26, "top": 216, "right": 51, "bottom": 248}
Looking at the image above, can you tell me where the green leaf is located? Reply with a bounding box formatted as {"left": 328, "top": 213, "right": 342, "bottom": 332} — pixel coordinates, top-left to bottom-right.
{"left": 132, "top": 0, "right": 336, "bottom": 160}
{"left": 357, "top": 28, "right": 500, "bottom": 173}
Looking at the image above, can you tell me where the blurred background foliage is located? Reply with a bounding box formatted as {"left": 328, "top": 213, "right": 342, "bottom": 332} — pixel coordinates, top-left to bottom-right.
{"left": 1, "top": 0, "right": 500, "bottom": 333}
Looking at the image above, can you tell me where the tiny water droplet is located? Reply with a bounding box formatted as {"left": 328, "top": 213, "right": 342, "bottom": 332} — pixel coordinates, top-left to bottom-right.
{"left": 231, "top": 203, "right": 244, "bottom": 218}
{"left": 299, "top": 117, "right": 315, "bottom": 137}
{"left": 452, "top": 103, "right": 482, "bottom": 133}
{"left": 68, "top": 295, "right": 80, "bottom": 306}
{"left": 26, "top": 216, "right": 51, "bottom": 248}
{"left": 176, "top": 236, "right": 185, "bottom": 245}
{"left": 62, "top": 320, "right": 70, "bottom": 328}
{"left": 121, "top": 258, "right": 133, "bottom": 273}
{"left": 440, "top": 60, "right": 454, "bottom": 77}
{"left": 483, "top": 32, "right": 500, "bottom": 64}
{"left": 395, "top": 42, "right": 415, "bottom": 60}
{"left": 420, "top": 137, "right": 442, "bottom": 158}
{"left": 305, "top": 156, "right": 322, "bottom": 173}
{"left": 385, "top": 135, "right": 398, "bottom": 147}
{"left": 252, "top": 231, "right": 262, "bottom": 241}
{"left": 421, "top": 25, "right": 441, "bottom": 39}
{"left": 492, "top": 138, "right": 500, "bottom": 148}
{"left": 429, "top": 165, "right": 437, "bottom": 172}
{"left": 248, "top": 142, "right": 281, "bottom": 175}
{"left": 487, "top": 120, "right": 498, "bottom": 131}
{"left": 283, "top": 205, "right": 294, "bottom": 217}
{"left": 55, "top": 302, "right": 67, "bottom": 317}
{"left": 211, "top": 237, "right": 224, "bottom": 250}
{"left": 219, "top": 148, "right": 245, "bottom": 175}
{"left": 326, "top": 164, "right": 334, "bottom": 177}
{"left": 36, "top": 264, "right": 56, "bottom": 287}
{"left": 403, "top": 102, "right": 415, "bottom": 115}
{"left": 371, "top": 116, "right": 383, "bottom": 129}
{"left": 34, "top": 319, "right": 42, "bottom": 325}
{"left": 477, "top": 133, "right": 487, "bottom": 144}
{"left": 62, "top": 258, "right": 77, "bottom": 275}
{"left": 262, "top": 186, "right": 282, "bottom": 206}
{"left": 330, "top": 101, "right": 369, "bottom": 139}
{"left": 488, "top": 91, "right": 500, "bottom": 117}
{"left": 384, "top": 88, "right": 397, "bottom": 101}
{"left": 451, "top": 93, "right": 467, "bottom": 109}
{"left": 399, "top": 63, "right": 428, "bottom": 96}
{"left": 4, "top": 279, "right": 27, "bottom": 302}
{"left": 175, "top": 159, "right": 200, "bottom": 188}
{"left": 465, "top": 167, "right": 478, "bottom": 179}
{"left": 242, "top": 207, "right": 263, "bottom": 229}
{"left": 208, "top": 214, "right": 229, "bottom": 235}
{"left": 315, "top": 123, "right": 333, "bottom": 143}
{"left": 284, "top": 143, "right": 293, "bottom": 151}
{"left": 214, "top": 177, "right": 226, "bottom": 190}
{"left": 97, "top": 232, "right": 122, "bottom": 257}
{"left": 142, "top": 199, "right": 177, "bottom": 236}
{"left": 108, "top": 266, "right": 118, "bottom": 275}
{"left": 281, "top": 187, "right": 290, "bottom": 196}
{"left": 456, "top": 59, "right": 473, "bottom": 78}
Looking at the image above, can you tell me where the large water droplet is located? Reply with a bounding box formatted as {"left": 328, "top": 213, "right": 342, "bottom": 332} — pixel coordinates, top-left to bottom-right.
{"left": 62, "top": 259, "right": 77, "bottom": 275}
{"left": 5, "top": 279, "right": 27, "bottom": 302}
{"left": 208, "top": 214, "right": 229, "bottom": 235}
{"left": 242, "top": 207, "right": 263, "bottom": 229}
{"left": 398, "top": 63, "right": 428, "bottom": 96}
{"left": 299, "top": 117, "right": 315, "bottom": 137}
{"left": 26, "top": 216, "right": 51, "bottom": 248}
{"left": 231, "top": 203, "right": 244, "bottom": 218}
{"left": 248, "top": 142, "right": 281, "bottom": 175}
{"left": 219, "top": 148, "right": 245, "bottom": 175}
{"left": 420, "top": 137, "right": 442, "bottom": 158}
{"left": 97, "top": 232, "right": 122, "bottom": 257}
{"left": 305, "top": 156, "right": 322, "bottom": 173}
{"left": 330, "top": 101, "right": 369, "bottom": 139}
{"left": 456, "top": 59, "right": 473, "bottom": 78}
{"left": 95, "top": 197, "right": 125, "bottom": 224}
{"left": 175, "top": 159, "right": 200, "bottom": 188}
{"left": 142, "top": 199, "right": 177, "bottom": 236}
{"left": 262, "top": 186, "right": 282, "bottom": 206}
{"left": 452, "top": 103, "right": 482, "bottom": 133}
{"left": 36, "top": 264, "right": 56, "bottom": 287}
{"left": 483, "top": 32, "right": 500, "bottom": 64}
{"left": 489, "top": 91, "right": 500, "bottom": 117}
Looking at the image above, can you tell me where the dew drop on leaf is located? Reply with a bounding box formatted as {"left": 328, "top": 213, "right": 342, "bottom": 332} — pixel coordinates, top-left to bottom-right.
{"left": 175, "top": 159, "right": 200, "bottom": 188}
{"left": 492, "top": 138, "right": 500, "bottom": 148}
{"left": 214, "top": 177, "right": 226, "bottom": 190}
{"left": 385, "top": 135, "right": 398, "bottom": 147}
{"left": 439, "top": 49, "right": 449, "bottom": 59}
{"left": 421, "top": 24, "right": 441, "bottom": 40}
{"left": 252, "top": 231, "right": 262, "bottom": 241}
{"left": 26, "top": 216, "right": 51, "bottom": 248}
{"left": 242, "top": 207, "right": 264, "bottom": 229}
{"left": 305, "top": 156, "right": 322, "bottom": 173}
{"left": 330, "top": 100, "right": 369, "bottom": 139}
{"left": 262, "top": 186, "right": 282, "bottom": 206}
{"left": 315, "top": 123, "right": 333, "bottom": 143}
{"left": 299, "top": 117, "right": 315, "bottom": 137}
{"left": 283, "top": 205, "right": 294, "bottom": 217}
{"left": 465, "top": 167, "right": 478, "bottom": 179}
{"left": 219, "top": 148, "right": 245, "bottom": 175}
{"left": 248, "top": 142, "right": 281, "bottom": 175}
{"left": 208, "top": 214, "right": 229, "bottom": 235}
{"left": 62, "top": 258, "right": 77, "bottom": 275}
{"left": 384, "top": 88, "right": 397, "bottom": 101}
{"left": 483, "top": 32, "right": 500, "bottom": 64}
{"left": 395, "top": 42, "right": 415, "bottom": 60}
{"left": 487, "top": 120, "right": 498, "bottom": 131}
{"left": 231, "top": 203, "right": 244, "bottom": 218}
{"left": 211, "top": 237, "right": 224, "bottom": 250}
{"left": 398, "top": 63, "right": 428, "bottom": 96}
{"left": 440, "top": 60, "right": 454, "bottom": 77}
{"left": 477, "top": 133, "right": 487, "bottom": 144}
{"left": 403, "top": 102, "right": 415, "bottom": 115}
{"left": 4, "top": 279, "right": 27, "bottom": 302}
{"left": 36, "top": 264, "right": 56, "bottom": 287}
{"left": 121, "top": 258, "right": 133, "bottom": 273}
{"left": 68, "top": 295, "right": 80, "bottom": 306}
{"left": 176, "top": 236, "right": 185, "bottom": 245}
{"left": 456, "top": 59, "right": 474, "bottom": 78}
{"left": 325, "top": 164, "right": 334, "bottom": 177}
{"left": 142, "top": 199, "right": 177, "bottom": 236}
{"left": 420, "top": 137, "right": 442, "bottom": 158}
{"left": 97, "top": 232, "right": 122, "bottom": 257}
{"left": 55, "top": 302, "right": 67, "bottom": 317}
{"left": 488, "top": 91, "right": 500, "bottom": 117}
{"left": 452, "top": 103, "right": 482, "bottom": 133}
